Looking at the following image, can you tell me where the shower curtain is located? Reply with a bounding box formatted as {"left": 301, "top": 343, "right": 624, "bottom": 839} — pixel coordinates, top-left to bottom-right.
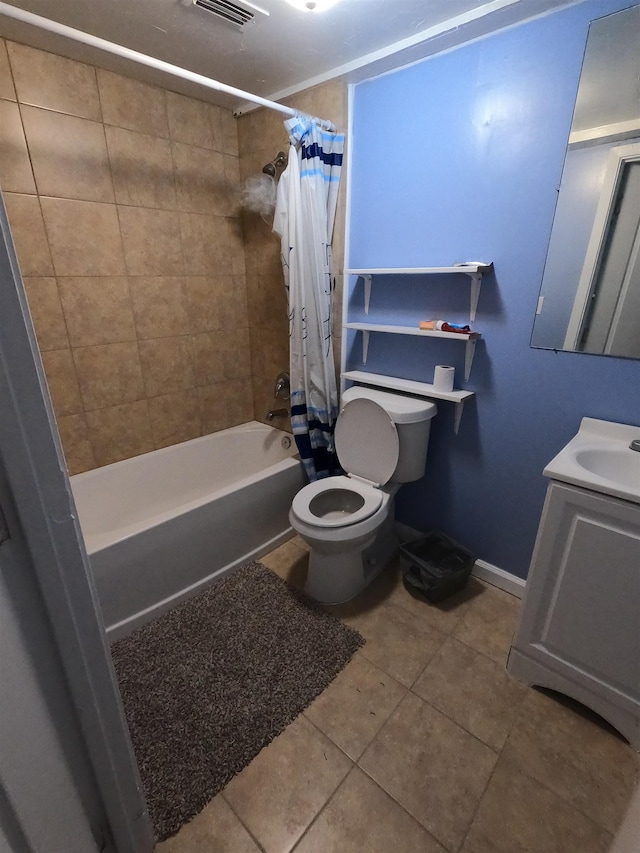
{"left": 274, "top": 116, "right": 344, "bottom": 482}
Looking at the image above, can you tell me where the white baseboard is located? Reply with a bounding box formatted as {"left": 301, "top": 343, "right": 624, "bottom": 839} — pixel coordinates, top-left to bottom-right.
{"left": 472, "top": 558, "right": 525, "bottom": 598}
{"left": 395, "top": 523, "right": 526, "bottom": 599}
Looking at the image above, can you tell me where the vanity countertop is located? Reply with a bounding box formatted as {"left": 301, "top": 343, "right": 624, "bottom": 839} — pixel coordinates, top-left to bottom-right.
{"left": 544, "top": 417, "right": 640, "bottom": 505}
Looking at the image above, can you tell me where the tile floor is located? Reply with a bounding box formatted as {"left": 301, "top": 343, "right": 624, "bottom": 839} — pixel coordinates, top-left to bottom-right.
{"left": 156, "top": 537, "right": 639, "bottom": 853}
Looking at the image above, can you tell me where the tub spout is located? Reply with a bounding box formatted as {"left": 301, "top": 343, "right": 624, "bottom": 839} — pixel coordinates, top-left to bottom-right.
{"left": 266, "top": 408, "right": 288, "bottom": 421}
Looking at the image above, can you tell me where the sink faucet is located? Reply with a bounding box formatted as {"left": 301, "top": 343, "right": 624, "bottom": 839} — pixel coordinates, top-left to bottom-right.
{"left": 630, "top": 439, "right": 640, "bottom": 452}
{"left": 266, "top": 408, "right": 288, "bottom": 421}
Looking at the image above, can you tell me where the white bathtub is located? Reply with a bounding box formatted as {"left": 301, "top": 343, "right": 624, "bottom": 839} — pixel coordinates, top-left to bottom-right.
{"left": 71, "top": 421, "right": 305, "bottom": 641}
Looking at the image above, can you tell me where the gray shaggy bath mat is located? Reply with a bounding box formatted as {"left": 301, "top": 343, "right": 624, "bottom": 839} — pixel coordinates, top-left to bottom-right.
{"left": 110, "top": 561, "right": 364, "bottom": 842}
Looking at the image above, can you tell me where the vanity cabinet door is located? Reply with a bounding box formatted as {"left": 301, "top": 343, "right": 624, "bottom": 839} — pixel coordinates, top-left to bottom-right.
{"left": 511, "top": 482, "right": 640, "bottom": 713}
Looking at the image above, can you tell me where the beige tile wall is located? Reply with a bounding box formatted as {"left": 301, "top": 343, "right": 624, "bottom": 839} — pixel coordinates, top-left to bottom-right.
{"left": 1, "top": 38, "right": 252, "bottom": 474}
{"left": 237, "top": 81, "right": 348, "bottom": 424}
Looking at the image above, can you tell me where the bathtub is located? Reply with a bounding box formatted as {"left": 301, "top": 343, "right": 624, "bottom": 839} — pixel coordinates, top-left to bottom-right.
{"left": 71, "top": 421, "right": 305, "bottom": 641}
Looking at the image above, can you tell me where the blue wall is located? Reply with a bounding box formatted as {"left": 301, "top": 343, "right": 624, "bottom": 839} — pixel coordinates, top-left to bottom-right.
{"left": 348, "top": 0, "right": 640, "bottom": 580}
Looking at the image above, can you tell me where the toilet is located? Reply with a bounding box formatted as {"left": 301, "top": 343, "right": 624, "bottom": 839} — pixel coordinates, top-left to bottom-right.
{"left": 289, "top": 386, "right": 437, "bottom": 604}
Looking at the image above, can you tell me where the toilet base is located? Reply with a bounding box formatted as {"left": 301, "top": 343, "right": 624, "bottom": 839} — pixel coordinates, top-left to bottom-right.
{"left": 303, "top": 510, "right": 399, "bottom": 605}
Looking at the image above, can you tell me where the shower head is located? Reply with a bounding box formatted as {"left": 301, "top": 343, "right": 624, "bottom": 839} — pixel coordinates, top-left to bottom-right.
{"left": 262, "top": 151, "right": 287, "bottom": 177}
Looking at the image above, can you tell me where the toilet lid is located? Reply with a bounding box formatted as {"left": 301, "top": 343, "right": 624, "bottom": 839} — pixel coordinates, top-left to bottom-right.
{"left": 335, "top": 398, "right": 399, "bottom": 486}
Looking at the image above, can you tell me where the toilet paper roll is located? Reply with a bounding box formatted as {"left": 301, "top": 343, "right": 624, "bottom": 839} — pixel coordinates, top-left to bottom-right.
{"left": 433, "top": 365, "right": 455, "bottom": 392}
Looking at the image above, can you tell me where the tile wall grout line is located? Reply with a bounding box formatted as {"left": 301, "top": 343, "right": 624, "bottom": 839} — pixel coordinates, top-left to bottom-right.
{"left": 13, "top": 100, "right": 38, "bottom": 197}
{"left": 3, "top": 37, "right": 18, "bottom": 102}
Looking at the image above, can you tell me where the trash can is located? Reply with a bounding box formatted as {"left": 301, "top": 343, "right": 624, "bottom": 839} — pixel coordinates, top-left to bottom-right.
{"left": 400, "top": 530, "right": 476, "bottom": 603}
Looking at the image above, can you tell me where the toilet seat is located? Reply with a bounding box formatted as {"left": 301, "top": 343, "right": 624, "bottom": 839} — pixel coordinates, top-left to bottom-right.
{"left": 291, "top": 475, "right": 383, "bottom": 528}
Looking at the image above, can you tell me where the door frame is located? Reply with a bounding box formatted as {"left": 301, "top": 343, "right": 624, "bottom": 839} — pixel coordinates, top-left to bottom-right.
{"left": 0, "top": 194, "right": 153, "bottom": 852}
{"left": 564, "top": 141, "right": 640, "bottom": 350}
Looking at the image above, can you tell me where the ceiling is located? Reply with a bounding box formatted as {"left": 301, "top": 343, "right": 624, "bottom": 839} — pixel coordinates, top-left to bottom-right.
{"left": 0, "top": 0, "right": 577, "bottom": 115}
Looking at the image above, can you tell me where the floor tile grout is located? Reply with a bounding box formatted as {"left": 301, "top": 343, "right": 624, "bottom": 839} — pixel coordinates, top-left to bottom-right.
{"left": 160, "top": 546, "right": 638, "bottom": 852}
{"left": 219, "top": 790, "right": 268, "bottom": 853}
{"left": 449, "top": 630, "right": 513, "bottom": 667}
{"left": 301, "top": 711, "right": 360, "bottom": 764}
{"left": 294, "top": 564, "right": 553, "bottom": 849}
{"left": 454, "top": 745, "right": 502, "bottom": 853}
{"left": 288, "top": 768, "right": 353, "bottom": 853}
{"left": 407, "top": 682, "right": 515, "bottom": 753}
{"left": 352, "top": 685, "right": 504, "bottom": 841}
{"left": 494, "top": 734, "right": 635, "bottom": 840}
{"left": 353, "top": 762, "right": 456, "bottom": 852}
{"left": 324, "top": 586, "right": 633, "bottom": 848}
{"left": 351, "top": 692, "right": 490, "bottom": 853}
{"left": 295, "top": 654, "right": 473, "bottom": 849}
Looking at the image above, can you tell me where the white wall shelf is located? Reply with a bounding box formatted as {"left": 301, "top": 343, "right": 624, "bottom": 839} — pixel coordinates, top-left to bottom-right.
{"left": 342, "top": 262, "right": 492, "bottom": 433}
{"left": 342, "top": 370, "right": 474, "bottom": 434}
{"left": 345, "top": 322, "right": 481, "bottom": 380}
{"left": 345, "top": 262, "right": 492, "bottom": 321}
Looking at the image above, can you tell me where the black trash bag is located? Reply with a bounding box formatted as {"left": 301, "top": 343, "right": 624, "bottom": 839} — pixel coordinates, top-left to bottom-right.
{"left": 400, "top": 530, "right": 476, "bottom": 604}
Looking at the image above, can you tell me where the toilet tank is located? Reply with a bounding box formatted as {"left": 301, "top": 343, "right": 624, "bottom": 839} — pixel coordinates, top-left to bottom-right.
{"left": 341, "top": 386, "right": 437, "bottom": 483}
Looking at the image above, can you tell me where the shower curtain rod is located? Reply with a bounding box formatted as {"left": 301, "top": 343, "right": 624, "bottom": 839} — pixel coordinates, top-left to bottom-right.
{"left": 0, "top": 2, "right": 336, "bottom": 131}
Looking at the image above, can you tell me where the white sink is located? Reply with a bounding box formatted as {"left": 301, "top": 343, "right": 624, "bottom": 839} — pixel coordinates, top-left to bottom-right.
{"left": 574, "top": 447, "right": 640, "bottom": 490}
{"left": 544, "top": 417, "right": 640, "bottom": 505}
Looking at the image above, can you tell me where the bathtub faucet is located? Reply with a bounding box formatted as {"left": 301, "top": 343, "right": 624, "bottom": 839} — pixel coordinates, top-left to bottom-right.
{"left": 266, "top": 408, "right": 288, "bottom": 421}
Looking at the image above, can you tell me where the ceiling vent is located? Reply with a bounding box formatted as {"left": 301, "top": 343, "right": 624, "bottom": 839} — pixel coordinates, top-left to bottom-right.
{"left": 192, "top": 0, "right": 268, "bottom": 27}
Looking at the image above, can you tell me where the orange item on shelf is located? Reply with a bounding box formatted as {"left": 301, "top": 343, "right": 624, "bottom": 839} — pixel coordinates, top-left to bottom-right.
{"left": 419, "top": 320, "right": 472, "bottom": 333}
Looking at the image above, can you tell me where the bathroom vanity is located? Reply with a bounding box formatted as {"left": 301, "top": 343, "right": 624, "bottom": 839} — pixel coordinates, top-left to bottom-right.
{"left": 508, "top": 418, "right": 640, "bottom": 750}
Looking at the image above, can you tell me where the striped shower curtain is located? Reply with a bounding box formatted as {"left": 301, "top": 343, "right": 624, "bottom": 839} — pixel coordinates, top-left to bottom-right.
{"left": 273, "top": 116, "right": 344, "bottom": 482}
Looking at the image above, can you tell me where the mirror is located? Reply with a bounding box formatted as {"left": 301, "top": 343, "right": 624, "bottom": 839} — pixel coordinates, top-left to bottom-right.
{"left": 531, "top": 5, "right": 640, "bottom": 358}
